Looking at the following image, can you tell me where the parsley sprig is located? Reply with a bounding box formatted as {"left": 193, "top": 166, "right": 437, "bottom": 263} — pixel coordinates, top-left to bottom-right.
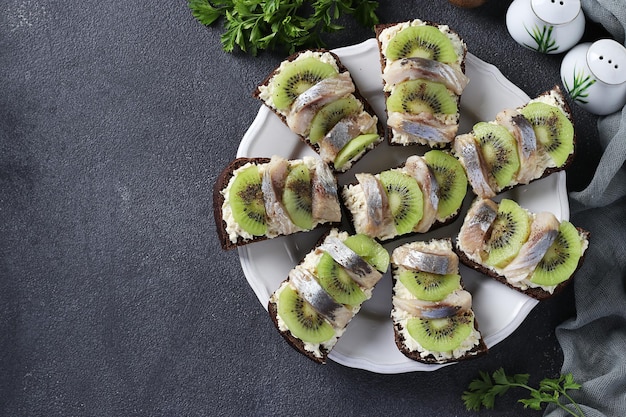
{"left": 187, "top": 0, "right": 380, "bottom": 55}
{"left": 462, "top": 368, "right": 585, "bottom": 416}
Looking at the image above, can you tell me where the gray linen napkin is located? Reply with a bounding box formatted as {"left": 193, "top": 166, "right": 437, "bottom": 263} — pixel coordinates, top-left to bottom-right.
{"left": 545, "top": 1, "right": 626, "bottom": 416}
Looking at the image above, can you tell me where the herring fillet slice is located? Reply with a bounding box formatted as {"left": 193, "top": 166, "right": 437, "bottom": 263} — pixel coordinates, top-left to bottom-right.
{"left": 405, "top": 155, "right": 439, "bottom": 233}
{"left": 453, "top": 133, "right": 496, "bottom": 198}
{"left": 261, "top": 156, "right": 299, "bottom": 235}
{"left": 318, "top": 236, "right": 382, "bottom": 289}
{"left": 502, "top": 211, "right": 560, "bottom": 283}
{"left": 393, "top": 289, "right": 472, "bottom": 319}
{"left": 355, "top": 172, "right": 396, "bottom": 238}
{"left": 311, "top": 159, "right": 341, "bottom": 222}
{"left": 456, "top": 198, "right": 498, "bottom": 259}
{"left": 288, "top": 268, "right": 352, "bottom": 329}
{"left": 286, "top": 72, "right": 355, "bottom": 135}
{"left": 392, "top": 245, "right": 459, "bottom": 275}
{"left": 382, "top": 57, "right": 469, "bottom": 94}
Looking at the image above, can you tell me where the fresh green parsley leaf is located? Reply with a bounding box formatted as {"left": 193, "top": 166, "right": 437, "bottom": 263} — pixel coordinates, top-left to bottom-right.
{"left": 462, "top": 368, "right": 585, "bottom": 417}
{"left": 187, "top": 0, "right": 380, "bottom": 55}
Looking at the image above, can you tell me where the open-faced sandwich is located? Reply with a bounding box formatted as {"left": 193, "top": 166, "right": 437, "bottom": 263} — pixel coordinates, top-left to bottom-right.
{"left": 342, "top": 151, "right": 468, "bottom": 241}
{"left": 375, "top": 19, "right": 468, "bottom": 147}
{"left": 213, "top": 155, "right": 341, "bottom": 250}
{"left": 455, "top": 198, "right": 589, "bottom": 299}
{"left": 268, "top": 229, "right": 390, "bottom": 364}
{"left": 254, "top": 49, "right": 384, "bottom": 172}
{"left": 452, "top": 86, "right": 575, "bottom": 199}
{"left": 390, "top": 238, "right": 487, "bottom": 364}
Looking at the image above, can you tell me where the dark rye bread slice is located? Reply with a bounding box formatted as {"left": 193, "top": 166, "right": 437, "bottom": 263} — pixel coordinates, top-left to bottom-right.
{"left": 390, "top": 242, "right": 488, "bottom": 364}
{"left": 374, "top": 21, "right": 467, "bottom": 148}
{"left": 267, "top": 229, "right": 382, "bottom": 364}
{"left": 266, "top": 229, "right": 334, "bottom": 364}
{"left": 453, "top": 228, "right": 590, "bottom": 300}
{"left": 252, "top": 49, "right": 384, "bottom": 172}
{"left": 213, "top": 157, "right": 340, "bottom": 251}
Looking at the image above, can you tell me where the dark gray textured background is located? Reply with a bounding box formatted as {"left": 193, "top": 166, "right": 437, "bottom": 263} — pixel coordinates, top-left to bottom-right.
{"left": 0, "top": 1, "right": 607, "bottom": 415}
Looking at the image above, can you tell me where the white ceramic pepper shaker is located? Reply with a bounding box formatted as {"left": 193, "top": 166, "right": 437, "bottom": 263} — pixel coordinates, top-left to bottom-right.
{"left": 560, "top": 39, "right": 626, "bottom": 115}
{"left": 506, "top": 0, "right": 585, "bottom": 54}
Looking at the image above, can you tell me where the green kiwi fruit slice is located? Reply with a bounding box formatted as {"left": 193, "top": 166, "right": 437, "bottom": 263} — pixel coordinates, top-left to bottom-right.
{"left": 316, "top": 253, "right": 368, "bottom": 306}
{"left": 309, "top": 97, "right": 361, "bottom": 144}
{"left": 271, "top": 57, "right": 339, "bottom": 110}
{"left": 530, "top": 221, "right": 582, "bottom": 286}
{"left": 379, "top": 170, "right": 424, "bottom": 235}
{"left": 316, "top": 234, "right": 388, "bottom": 305}
{"left": 473, "top": 122, "right": 520, "bottom": 190}
{"left": 520, "top": 102, "right": 574, "bottom": 167}
{"left": 406, "top": 311, "right": 474, "bottom": 352}
{"left": 343, "top": 234, "right": 390, "bottom": 273}
{"left": 333, "top": 133, "right": 380, "bottom": 170}
{"left": 277, "top": 285, "right": 335, "bottom": 344}
{"left": 282, "top": 164, "right": 313, "bottom": 230}
{"left": 423, "top": 150, "right": 468, "bottom": 220}
{"left": 229, "top": 164, "right": 267, "bottom": 236}
{"left": 385, "top": 25, "right": 458, "bottom": 63}
{"left": 484, "top": 199, "right": 531, "bottom": 268}
{"left": 387, "top": 79, "right": 458, "bottom": 115}
{"left": 398, "top": 269, "right": 461, "bottom": 301}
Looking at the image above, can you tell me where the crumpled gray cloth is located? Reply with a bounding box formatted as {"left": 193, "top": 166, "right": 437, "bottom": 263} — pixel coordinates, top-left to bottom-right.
{"left": 544, "top": 1, "right": 626, "bottom": 416}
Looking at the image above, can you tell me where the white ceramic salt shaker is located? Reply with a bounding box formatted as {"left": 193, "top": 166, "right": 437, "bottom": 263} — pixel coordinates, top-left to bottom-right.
{"left": 560, "top": 39, "right": 626, "bottom": 115}
{"left": 506, "top": 0, "right": 585, "bottom": 54}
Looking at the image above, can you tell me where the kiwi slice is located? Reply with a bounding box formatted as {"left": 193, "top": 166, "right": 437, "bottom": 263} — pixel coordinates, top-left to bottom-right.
{"left": 333, "top": 133, "right": 380, "bottom": 170}
{"left": 406, "top": 311, "right": 474, "bottom": 352}
{"left": 309, "top": 97, "right": 361, "bottom": 144}
{"left": 316, "top": 234, "right": 388, "bottom": 305}
{"left": 229, "top": 164, "right": 267, "bottom": 236}
{"left": 277, "top": 285, "right": 335, "bottom": 344}
{"left": 387, "top": 79, "right": 458, "bottom": 115}
{"left": 473, "top": 122, "right": 520, "bottom": 190}
{"left": 398, "top": 269, "right": 461, "bottom": 301}
{"left": 271, "top": 57, "right": 338, "bottom": 110}
{"left": 379, "top": 170, "right": 424, "bottom": 235}
{"left": 282, "top": 164, "right": 313, "bottom": 230}
{"left": 343, "top": 234, "right": 390, "bottom": 272}
{"left": 423, "top": 150, "right": 468, "bottom": 220}
{"left": 316, "top": 253, "right": 368, "bottom": 306}
{"left": 520, "top": 102, "right": 574, "bottom": 167}
{"left": 385, "top": 25, "right": 458, "bottom": 63}
{"left": 530, "top": 221, "right": 582, "bottom": 286}
{"left": 484, "top": 199, "right": 531, "bottom": 268}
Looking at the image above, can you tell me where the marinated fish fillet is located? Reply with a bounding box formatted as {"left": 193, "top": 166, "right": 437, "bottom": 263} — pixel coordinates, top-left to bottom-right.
{"left": 405, "top": 155, "right": 439, "bottom": 233}
{"left": 393, "top": 289, "right": 472, "bottom": 319}
{"left": 311, "top": 159, "right": 341, "bottom": 222}
{"left": 286, "top": 72, "right": 355, "bottom": 135}
{"left": 288, "top": 268, "right": 353, "bottom": 329}
{"left": 382, "top": 57, "right": 469, "bottom": 94}
{"left": 456, "top": 198, "right": 498, "bottom": 259}
{"left": 262, "top": 156, "right": 299, "bottom": 235}
{"left": 387, "top": 111, "right": 458, "bottom": 145}
{"left": 453, "top": 133, "right": 496, "bottom": 198}
{"left": 502, "top": 212, "right": 560, "bottom": 282}
{"left": 318, "top": 236, "right": 382, "bottom": 289}
{"left": 355, "top": 173, "right": 396, "bottom": 238}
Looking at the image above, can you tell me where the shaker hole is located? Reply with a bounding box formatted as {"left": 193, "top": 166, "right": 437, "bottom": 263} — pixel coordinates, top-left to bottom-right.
{"left": 599, "top": 56, "right": 604, "bottom": 60}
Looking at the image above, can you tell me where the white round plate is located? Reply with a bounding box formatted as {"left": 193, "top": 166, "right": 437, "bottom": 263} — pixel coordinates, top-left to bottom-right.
{"left": 236, "top": 38, "right": 569, "bottom": 373}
